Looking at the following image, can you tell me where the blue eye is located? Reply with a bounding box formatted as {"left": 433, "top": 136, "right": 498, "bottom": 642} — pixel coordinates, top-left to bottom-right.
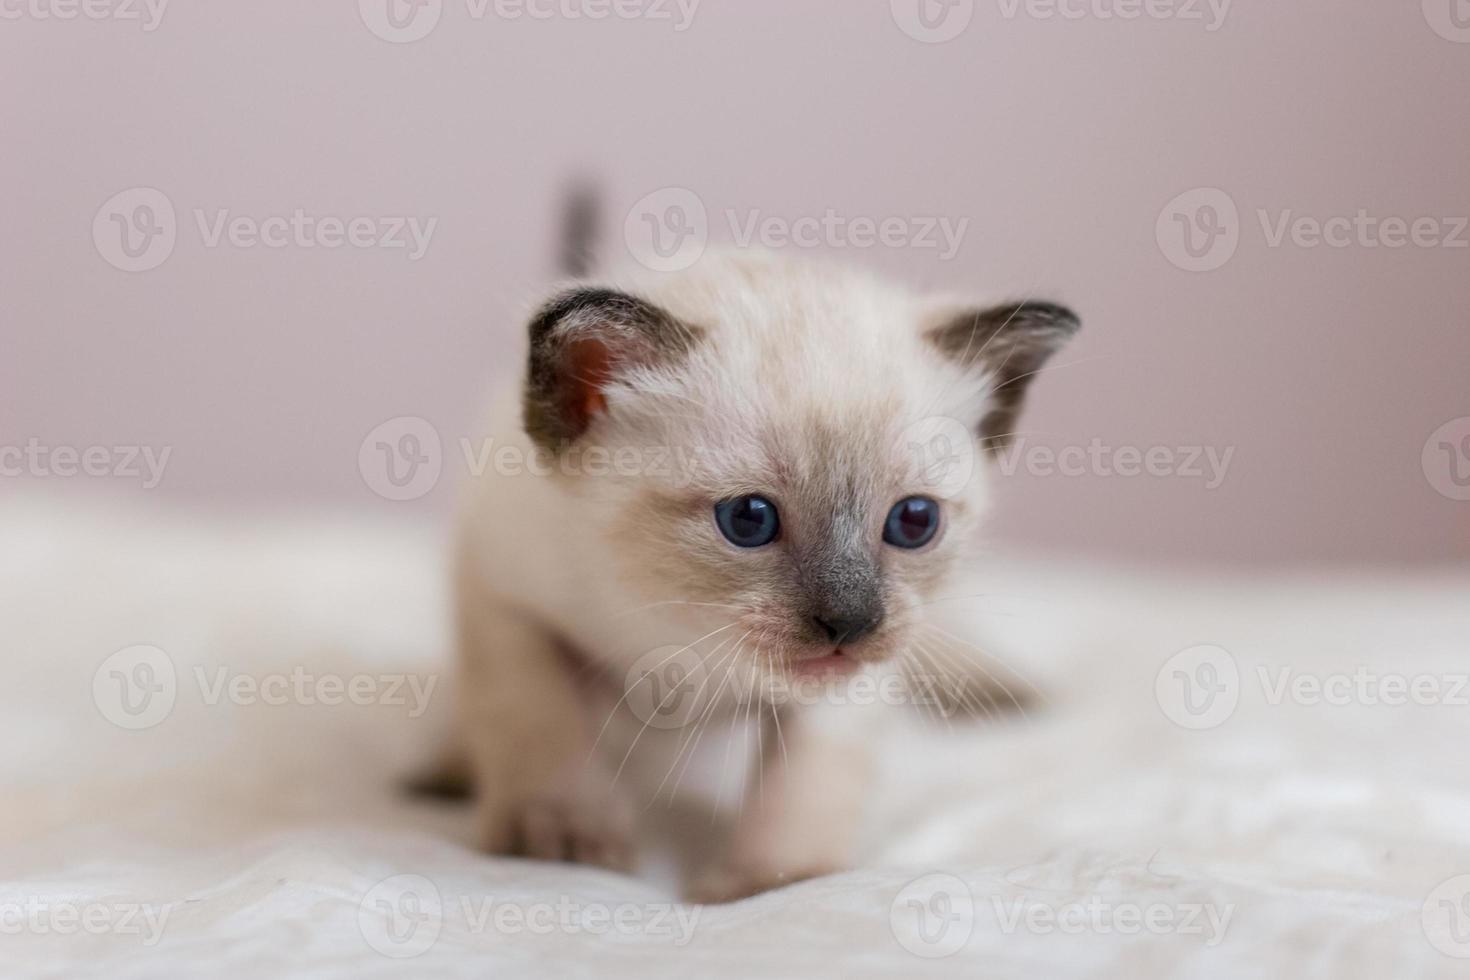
{"left": 884, "top": 497, "right": 940, "bottom": 549}
{"left": 714, "top": 496, "right": 780, "bottom": 548}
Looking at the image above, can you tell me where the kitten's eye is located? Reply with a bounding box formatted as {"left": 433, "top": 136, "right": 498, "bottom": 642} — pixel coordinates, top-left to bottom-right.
{"left": 714, "top": 495, "right": 780, "bottom": 548}
{"left": 883, "top": 496, "right": 940, "bottom": 549}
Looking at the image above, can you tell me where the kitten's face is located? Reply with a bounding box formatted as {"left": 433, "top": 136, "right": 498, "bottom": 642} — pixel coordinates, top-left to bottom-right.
{"left": 523, "top": 252, "right": 1077, "bottom": 678}
{"left": 601, "top": 374, "right": 987, "bottom": 677}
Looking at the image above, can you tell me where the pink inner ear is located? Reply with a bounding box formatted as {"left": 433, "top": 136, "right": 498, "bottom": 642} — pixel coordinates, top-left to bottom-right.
{"left": 562, "top": 336, "right": 614, "bottom": 436}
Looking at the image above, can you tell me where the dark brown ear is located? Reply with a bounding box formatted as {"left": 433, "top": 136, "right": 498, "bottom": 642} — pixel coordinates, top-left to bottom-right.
{"left": 926, "top": 301, "right": 1080, "bottom": 453}
{"left": 522, "top": 287, "right": 701, "bottom": 449}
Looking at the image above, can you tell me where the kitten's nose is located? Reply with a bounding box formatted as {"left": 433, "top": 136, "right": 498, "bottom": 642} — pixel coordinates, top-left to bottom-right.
{"left": 811, "top": 613, "right": 882, "bottom": 646}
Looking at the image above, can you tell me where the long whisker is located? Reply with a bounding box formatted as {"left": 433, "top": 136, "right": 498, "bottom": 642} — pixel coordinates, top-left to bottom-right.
{"left": 914, "top": 640, "right": 997, "bottom": 725}
{"left": 647, "top": 629, "right": 749, "bottom": 808}
{"left": 665, "top": 633, "right": 746, "bottom": 808}
{"left": 907, "top": 644, "right": 957, "bottom": 736}
{"left": 920, "top": 623, "right": 1049, "bottom": 720}
{"left": 596, "top": 620, "right": 741, "bottom": 776}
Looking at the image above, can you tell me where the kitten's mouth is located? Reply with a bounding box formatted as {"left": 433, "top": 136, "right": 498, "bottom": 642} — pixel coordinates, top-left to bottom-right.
{"left": 790, "top": 650, "right": 862, "bottom": 679}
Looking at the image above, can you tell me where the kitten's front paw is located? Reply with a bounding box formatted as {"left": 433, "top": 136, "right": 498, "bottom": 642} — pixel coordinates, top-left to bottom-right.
{"left": 479, "top": 785, "right": 635, "bottom": 873}
{"left": 685, "top": 861, "right": 838, "bottom": 904}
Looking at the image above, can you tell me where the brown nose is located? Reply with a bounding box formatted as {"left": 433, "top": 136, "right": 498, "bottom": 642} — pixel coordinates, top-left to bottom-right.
{"left": 811, "top": 613, "right": 882, "bottom": 646}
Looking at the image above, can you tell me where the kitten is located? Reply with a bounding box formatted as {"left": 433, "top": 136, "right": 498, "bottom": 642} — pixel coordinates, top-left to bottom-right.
{"left": 432, "top": 194, "right": 1079, "bottom": 902}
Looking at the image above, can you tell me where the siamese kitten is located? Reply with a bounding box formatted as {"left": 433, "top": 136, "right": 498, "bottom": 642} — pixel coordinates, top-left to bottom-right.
{"left": 434, "top": 199, "right": 1079, "bottom": 902}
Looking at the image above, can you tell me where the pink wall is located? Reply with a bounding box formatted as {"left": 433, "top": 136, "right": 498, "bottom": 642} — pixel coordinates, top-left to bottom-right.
{"left": 3, "top": 1, "right": 1468, "bottom": 565}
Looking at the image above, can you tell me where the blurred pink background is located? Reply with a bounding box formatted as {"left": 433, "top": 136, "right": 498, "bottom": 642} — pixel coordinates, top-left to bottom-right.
{"left": 2, "top": 0, "right": 1467, "bottom": 566}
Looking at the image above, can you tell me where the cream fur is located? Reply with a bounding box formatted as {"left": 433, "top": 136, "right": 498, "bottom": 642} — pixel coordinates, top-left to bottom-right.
{"left": 450, "top": 249, "right": 1057, "bottom": 900}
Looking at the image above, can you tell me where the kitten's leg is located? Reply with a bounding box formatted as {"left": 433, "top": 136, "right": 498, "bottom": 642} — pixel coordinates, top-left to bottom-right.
{"left": 688, "top": 697, "right": 877, "bottom": 903}
{"left": 457, "top": 584, "right": 634, "bottom": 871}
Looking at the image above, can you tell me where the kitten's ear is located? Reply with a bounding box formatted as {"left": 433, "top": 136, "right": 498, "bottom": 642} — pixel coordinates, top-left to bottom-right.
{"left": 925, "top": 300, "right": 1081, "bottom": 453}
{"left": 522, "top": 287, "right": 701, "bottom": 449}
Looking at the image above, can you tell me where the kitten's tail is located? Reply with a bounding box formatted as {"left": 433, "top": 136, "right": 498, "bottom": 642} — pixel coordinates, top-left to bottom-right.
{"left": 558, "top": 180, "right": 600, "bottom": 279}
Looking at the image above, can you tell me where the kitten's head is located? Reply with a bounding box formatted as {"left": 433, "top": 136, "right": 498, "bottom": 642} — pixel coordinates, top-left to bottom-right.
{"left": 522, "top": 251, "right": 1078, "bottom": 677}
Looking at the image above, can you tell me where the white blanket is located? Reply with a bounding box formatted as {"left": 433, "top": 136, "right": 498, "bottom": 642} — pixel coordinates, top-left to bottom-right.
{"left": 3, "top": 498, "right": 1468, "bottom": 978}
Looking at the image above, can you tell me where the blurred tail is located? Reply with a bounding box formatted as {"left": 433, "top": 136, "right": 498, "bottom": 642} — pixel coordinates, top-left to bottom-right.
{"left": 558, "top": 180, "right": 600, "bottom": 279}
